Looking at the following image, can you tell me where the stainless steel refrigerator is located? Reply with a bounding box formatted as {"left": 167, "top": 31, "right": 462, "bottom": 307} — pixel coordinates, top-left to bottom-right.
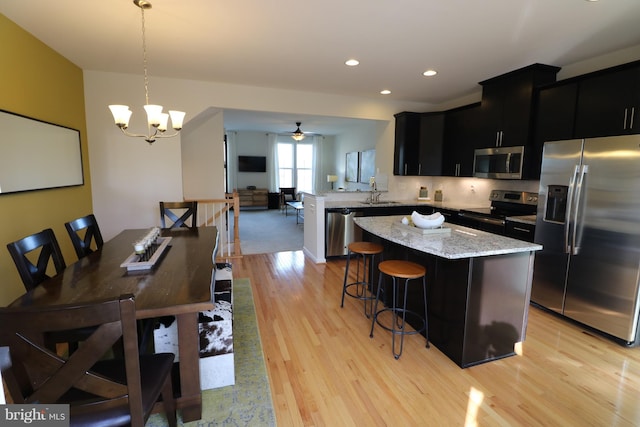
{"left": 532, "top": 135, "right": 640, "bottom": 345}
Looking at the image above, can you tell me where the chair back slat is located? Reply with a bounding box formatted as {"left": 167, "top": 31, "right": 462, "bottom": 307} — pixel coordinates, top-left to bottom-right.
{"left": 65, "top": 214, "right": 104, "bottom": 259}
{"left": 6, "top": 228, "right": 66, "bottom": 292}
{"left": 160, "top": 201, "right": 198, "bottom": 229}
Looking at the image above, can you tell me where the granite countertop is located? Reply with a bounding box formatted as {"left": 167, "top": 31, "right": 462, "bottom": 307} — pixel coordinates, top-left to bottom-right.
{"left": 324, "top": 198, "right": 484, "bottom": 211}
{"left": 354, "top": 216, "right": 542, "bottom": 260}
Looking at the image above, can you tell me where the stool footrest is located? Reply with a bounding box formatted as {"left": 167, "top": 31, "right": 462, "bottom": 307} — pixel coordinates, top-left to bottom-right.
{"left": 373, "top": 308, "right": 426, "bottom": 336}
{"left": 343, "top": 282, "right": 375, "bottom": 301}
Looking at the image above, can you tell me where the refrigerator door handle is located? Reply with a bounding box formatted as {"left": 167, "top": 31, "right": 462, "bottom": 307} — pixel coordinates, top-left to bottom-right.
{"left": 572, "top": 164, "right": 589, "bottom": 255}
{"left": 565, "top": 164, "right": 580, "bottom": 253}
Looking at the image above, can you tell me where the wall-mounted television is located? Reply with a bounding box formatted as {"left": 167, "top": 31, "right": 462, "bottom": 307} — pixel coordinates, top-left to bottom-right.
{"left": 238, "top": 155, "right": 267, "bottom": 172}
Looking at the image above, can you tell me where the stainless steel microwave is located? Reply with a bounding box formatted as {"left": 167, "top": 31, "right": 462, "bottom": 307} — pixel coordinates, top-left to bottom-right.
{"left": 473, "top": 146, "right": 524, "bottom": 179}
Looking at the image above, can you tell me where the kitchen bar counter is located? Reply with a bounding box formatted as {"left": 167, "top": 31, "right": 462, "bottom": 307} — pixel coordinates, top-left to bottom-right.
{"left": 324, "top": 198, "right": 484, "bottom": 211}
{"left": 354, "top": 216, "right": 541, "bottom": 259}
{"left": 354, "top": 215, "right": 541, "bottom": 368}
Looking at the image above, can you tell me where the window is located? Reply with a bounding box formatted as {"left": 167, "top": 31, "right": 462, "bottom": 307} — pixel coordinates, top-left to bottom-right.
{"left": 277, "top": 141, "right": 313, "bottom": 194}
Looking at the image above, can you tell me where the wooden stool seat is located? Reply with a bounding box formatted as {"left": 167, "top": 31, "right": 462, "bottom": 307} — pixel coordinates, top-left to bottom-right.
{"left": 378, "top": 260, "right": 425, "bottom": 279}
{"left": 370, "top": 259, "right": 429, "bottom": 359}
{"left": 341, "top": 242, "right": 384, "bottom": 318}
{"left": 348, "top": 241, "right": 384, "bottom": 255}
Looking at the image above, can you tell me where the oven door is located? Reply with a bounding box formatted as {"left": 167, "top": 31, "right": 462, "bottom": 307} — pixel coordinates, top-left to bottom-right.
{"left": 473, "top": 146, "right": 524, "bottom": 179}
{"left": 458, "top": 211, "right": 506, "bottom": 235}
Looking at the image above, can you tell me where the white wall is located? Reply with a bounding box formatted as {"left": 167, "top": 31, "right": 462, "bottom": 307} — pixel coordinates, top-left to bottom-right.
{"left": 181, "top": 108, "right": 226, "bottom": 200}
{"left": 330, "top": 120, "right": 382, "bottom": 192}
{"left": 232, "top": 131, "right": 270, "bottom": 190}
{"left": 84, "top": 70, "right": 431, "bottom": 240}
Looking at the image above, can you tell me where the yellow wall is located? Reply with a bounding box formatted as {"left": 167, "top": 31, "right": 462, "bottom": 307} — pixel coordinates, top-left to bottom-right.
{"left": 0, "top": 14, "right": 92, "bottom": 306}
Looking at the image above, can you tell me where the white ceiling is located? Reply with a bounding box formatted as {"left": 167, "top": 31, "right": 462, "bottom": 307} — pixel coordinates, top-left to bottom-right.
{"left": 2, "top": 0, "right": 640, "bottom": 135}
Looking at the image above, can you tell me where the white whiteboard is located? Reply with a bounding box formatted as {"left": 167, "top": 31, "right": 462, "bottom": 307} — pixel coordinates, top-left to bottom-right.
{"left": 0, "top": 110, "right": 83, "bottom": 195}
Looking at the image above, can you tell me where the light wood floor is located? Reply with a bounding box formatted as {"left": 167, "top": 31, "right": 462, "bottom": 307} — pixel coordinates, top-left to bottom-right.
{"left": 230, "top": 251, "right": 640, "bottom": 426}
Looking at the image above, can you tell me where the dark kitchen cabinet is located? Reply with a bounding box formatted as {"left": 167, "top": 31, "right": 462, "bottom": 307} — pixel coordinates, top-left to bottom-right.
{"left": 417, "top": 113, "right": 445, "bottom": 176}
{"left": 442, "top": 103, "right": 482, "bottom": 177}
{"left": 574, "top": 63, "right": 640, "bottom": 138}
{"left": 393, "top": 112, "right": 421, "bottom": 175}
{"left": 530, "top": 81, "right": 578, "bottom": 178}
{"left": 393, "top": 111, "right": 445, "bottom": 176}
{"left": 477, "top": 64, "right": 560, "bottom": 148}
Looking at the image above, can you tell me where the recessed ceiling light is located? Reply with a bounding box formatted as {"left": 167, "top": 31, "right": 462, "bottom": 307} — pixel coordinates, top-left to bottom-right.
{"left": 423, "top": 69, "right": 437, "bottom": 77}
{"left": 345, "top": 59, "right": 359, "bottom": 66}
{"left": 380, "top": 90, "right": 391, "bottom": 95}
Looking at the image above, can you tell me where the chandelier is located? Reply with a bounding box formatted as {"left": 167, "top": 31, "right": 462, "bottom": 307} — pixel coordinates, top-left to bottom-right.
{"left": 108, "top": 0, "right": 185, "bottom": 144}
{"left": 291, "top": 122, "right": 305, "bottom": 141}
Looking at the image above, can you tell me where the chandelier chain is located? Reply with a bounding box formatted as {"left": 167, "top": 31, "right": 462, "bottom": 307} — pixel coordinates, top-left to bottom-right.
{"left": 108, "top": 0, "right": 185, "bottom": 144}
{"left": 141, "top": 6, "right": 150, "bottom": 106}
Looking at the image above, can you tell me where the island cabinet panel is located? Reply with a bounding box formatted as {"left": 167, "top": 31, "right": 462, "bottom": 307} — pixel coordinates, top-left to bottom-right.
{"left": 364, "top": 231, "right": 535, "bottom": 368}
{"left": 574, "top": 63, "right": 640, "bottom": 138}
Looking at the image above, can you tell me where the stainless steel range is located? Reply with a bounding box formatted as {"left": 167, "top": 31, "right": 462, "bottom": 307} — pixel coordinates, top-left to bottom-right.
{"left": 458, "top": 190, "right": 538, "bottom": 239}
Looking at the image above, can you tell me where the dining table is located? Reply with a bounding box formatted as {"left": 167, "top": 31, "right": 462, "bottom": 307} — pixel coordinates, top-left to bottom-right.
{"left": 9, "top": 226, "right": 219, "bottom": 422}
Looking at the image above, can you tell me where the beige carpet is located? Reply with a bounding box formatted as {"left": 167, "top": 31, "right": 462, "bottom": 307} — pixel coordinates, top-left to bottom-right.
{"left": 234, "top": 208, "right": 304, "bottom": 255}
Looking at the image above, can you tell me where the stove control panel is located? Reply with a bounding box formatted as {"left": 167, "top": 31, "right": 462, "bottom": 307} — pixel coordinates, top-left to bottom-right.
{"left": 489, "top": 190, "right": 538, "bottom": 205}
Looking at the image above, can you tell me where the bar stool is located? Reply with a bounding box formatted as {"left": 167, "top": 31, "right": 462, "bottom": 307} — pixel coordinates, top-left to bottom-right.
{"left": 370, "top": 260, "right": 429, "bottom": 359}
{"left": 341, "top": 242, "right": 384, "bottom": 318}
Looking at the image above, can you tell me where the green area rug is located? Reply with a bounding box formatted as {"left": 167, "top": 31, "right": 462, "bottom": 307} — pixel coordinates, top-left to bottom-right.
{"left": 147, "top": 278, "right": 276, "bottom": 426}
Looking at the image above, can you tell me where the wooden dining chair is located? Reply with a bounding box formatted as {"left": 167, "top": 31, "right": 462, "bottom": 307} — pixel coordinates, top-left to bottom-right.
{"left": 65, "top": 214, "right": 104, "bottom": 259}
{"left": 0, "top": 294, "right": 177, "bottom": 427}
{"left": 6, "top": 228, "right": 110, "bottom": 355}
{"left": 6, "top": 228, "right": 66, "bottom": 292}
{"left": 159, "top": 201, "right": 198, "bottom": 229}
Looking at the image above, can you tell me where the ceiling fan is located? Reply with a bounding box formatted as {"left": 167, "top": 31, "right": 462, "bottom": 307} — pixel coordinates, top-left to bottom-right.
{"left": 287, "top": 121, "right": 321, "bottom": 141}
{"left": 291, "top": 122, "right": 306, "bottom": 141}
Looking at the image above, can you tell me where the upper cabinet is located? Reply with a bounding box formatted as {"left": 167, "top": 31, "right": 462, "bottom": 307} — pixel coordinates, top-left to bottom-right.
{"left": 574, "top": 63, "right": 640, "bottom": 138}
{"left": 531, "top": 81, "right": 579, "bottom": 178}
{"left": 393, "top": 111, "right": 445, "bottom": 176}
{"left": 393, "top": 60, "right": 640, "bottom": 179}
{"left": 418, "top": 113, "right": 445, "bottom": 176}
{"left": 477, "top": 64, "right": 560, "bottom": 148}
{"left": 393, "top": 112, "right": 421, "bottom": 176}
{"left": 442, "top": 103, "right": 482, "bottom": 177}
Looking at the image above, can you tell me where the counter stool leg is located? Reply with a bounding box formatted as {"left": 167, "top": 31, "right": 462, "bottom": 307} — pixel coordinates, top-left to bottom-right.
{"left": 342, "top": 250, "right": 377, "bottom": 319}
{"left": 423, "top": 275, "right": 430, "bottom": 349}
{"left": 391, "top": 277, "right": 406, "bottom": 360}
{"left": 364, "top": 253, "right": 376, "bottom": 318}
{"left": 340, "top": 249, "right": 352, "bottom": 308}
{"left": 369, "top": 272, "right": 383, "bottom": 339}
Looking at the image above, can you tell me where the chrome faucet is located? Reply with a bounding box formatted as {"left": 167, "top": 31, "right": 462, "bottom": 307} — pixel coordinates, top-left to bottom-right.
{"left": 366, "top": 182, "right": 381, "bottom": 204}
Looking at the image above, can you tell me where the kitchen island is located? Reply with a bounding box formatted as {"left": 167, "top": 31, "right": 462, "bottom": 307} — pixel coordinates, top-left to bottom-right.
{"left": 354, "top": 215, "right": 542, "bottom": 368}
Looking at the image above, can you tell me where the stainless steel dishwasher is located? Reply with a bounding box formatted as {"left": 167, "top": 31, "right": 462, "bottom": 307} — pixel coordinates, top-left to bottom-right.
{"left": 325, "top": 208, "right": 364, "bottom": 257}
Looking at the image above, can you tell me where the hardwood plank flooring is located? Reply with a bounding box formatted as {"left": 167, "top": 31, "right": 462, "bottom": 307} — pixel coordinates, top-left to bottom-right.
{"left": 230, "top": 251, "right": 640, "bottom": 426}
